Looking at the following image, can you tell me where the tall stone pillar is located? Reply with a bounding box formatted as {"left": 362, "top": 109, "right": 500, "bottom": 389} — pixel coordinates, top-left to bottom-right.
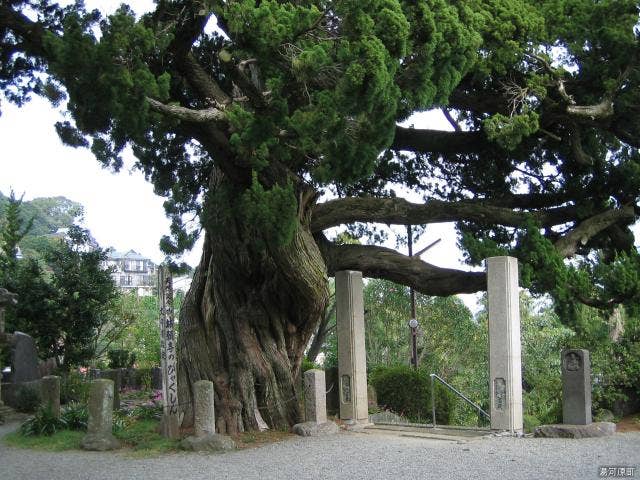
{"left": 335, "top": 270, "right": 368, "bottom": 425}
{"left": 487, "top": 256, "right": 523, "bottom": 434}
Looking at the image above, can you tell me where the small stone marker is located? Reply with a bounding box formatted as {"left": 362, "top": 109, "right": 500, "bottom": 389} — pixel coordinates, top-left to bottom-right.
{"left": 81, "top": 379, "right": 121, "bottom": 451}
{"left": 562, "top": 348, "right": 591, "bottom": 425}
{"left": 40, "top": 375, "right": 60, "bottom": 418}
{"left": 293, "top": 369, "right": 339, "bottom": 436}
{"left": 180, "top": 380, "right": 235, "bottom": 452}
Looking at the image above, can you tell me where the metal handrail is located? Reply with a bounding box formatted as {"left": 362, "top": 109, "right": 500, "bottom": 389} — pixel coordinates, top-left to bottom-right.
{"left": 430, "top": 373, "right": 490, "bottom": 428}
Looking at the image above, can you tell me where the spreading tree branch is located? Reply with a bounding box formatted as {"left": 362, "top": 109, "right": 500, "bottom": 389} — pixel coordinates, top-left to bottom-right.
{"left": 311, "top": 197, "right": 576, "bottom": 232}
{"left": 147, "top": 97, "right": 226, "bottom": 123}
{"left": 319, "top": 240, "right": 486, "bottom": 296}
{"left": 554, "top": 205, "right": 635, "bottom": 257}
{"left": 392, "top": 127, "right": 490, "bottom": 154}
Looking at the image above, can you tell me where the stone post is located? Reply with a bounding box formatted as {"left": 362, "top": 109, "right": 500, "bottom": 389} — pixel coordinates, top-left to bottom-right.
{"left": 100, "top": 369, "right": 121, "bottom": 410}
{"left": 487, "top": 256, "right": 523, "bottom": 435}
{"left": 180, "top": 380, "right": 235, "bottom": 451}
{"left": 336, "top": 270, "right": 369, "bottom": 426}
{"left": 194, "top": 380, "right": 215, "bottom": 437}
{"left": 41, "top": 375, "right": 61, "bottom": 418}
{"left": 304, "top": 369, "right": 327, "bottom": 424}
{"left": 292, "top": 369, "right": 338, "bottom": 436}
{"left": 562, "top": 349, "right": 592, "bottom": 425}
{"left": 81, "top": 379, "right": 120, "bottom": 451}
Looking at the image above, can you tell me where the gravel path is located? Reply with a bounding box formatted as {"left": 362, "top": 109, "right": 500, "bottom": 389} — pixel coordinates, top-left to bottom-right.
{"left": 1, "top": 421, "right": 638, "bottom": 480}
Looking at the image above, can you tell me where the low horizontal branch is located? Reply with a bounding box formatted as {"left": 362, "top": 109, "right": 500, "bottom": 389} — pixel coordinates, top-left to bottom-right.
{"left": 320, "top": 241, "right": 486, "bottom": 296}
{"left": 311, "top": 196, "right": 576, "bottom": 232}
{"left": 392, "top": 127, "right": 489, "bottom": 154}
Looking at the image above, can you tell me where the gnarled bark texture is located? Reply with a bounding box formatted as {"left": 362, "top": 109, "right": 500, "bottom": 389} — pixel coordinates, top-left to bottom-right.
{"left": 177, "top": 170, "right": 328, "bottom": 434}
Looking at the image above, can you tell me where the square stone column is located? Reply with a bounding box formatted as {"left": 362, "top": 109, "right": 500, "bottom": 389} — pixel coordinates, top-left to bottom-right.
{"left": 304, "top": 369, "right": 327, "bottom": 424}
{"left": 335, "top": 270, "right": 368, "bottom": 425}
{"left": 562, "top": 349, "right": 592, "bottom": 425}
{"left": 487, "top": 256, "right": 523, "bottom": 434}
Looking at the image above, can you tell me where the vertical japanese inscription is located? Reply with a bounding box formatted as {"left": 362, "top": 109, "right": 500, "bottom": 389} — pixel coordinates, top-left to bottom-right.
{"left": 158, "top": 266, "right": 179, "bottom": 437}
{"left": 494, "top": 377, "right": 506, "bottom": 411}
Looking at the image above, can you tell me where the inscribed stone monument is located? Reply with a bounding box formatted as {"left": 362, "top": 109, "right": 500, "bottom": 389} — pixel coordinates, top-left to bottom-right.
{"left": 562, "top": 349, "right": 591, "bottom": 425}
{"left": 10, "top": 332, "right": 41, "bottom": 383}
{"left": 336, "top": 270, "right": 369, "bottom": 426}
{"left": 487, "top": 256, "right": 523, "bottom": 435}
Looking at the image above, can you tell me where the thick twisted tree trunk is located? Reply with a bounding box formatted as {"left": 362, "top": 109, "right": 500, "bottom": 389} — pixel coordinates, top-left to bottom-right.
{"left": 177, "top": 170, "right": 328, "bottom": 434}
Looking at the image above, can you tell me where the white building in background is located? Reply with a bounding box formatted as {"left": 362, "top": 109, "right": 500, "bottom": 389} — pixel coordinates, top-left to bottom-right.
{"left": 104, "top": 249, "right": 157, "bottom": 296}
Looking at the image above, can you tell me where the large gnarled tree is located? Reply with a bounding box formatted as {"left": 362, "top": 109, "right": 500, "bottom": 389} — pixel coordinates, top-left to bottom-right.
{"left": 2, "top": 0, "right": 639, "bottom": 432}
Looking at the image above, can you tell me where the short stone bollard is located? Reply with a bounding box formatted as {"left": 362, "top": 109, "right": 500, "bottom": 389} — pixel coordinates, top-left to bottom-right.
{"left": 40, "top": 375, "right": 61, "bottom": 418}
{"left": 293, "top": 369, "right": 339, "bottom": 436}
{"left": 80, "top": 379, "right": 121, "bottom": 451}
{"left": 100, "top": 369, "right": 122, "bottom": 410}
{"left": 180, "top": 380, "right": 235, "bottom": 452}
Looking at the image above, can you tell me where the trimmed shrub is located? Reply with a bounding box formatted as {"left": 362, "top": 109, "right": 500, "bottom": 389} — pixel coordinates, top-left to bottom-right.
{"left": 369, "top": 365, "right": 453, "bottom": 424}
{"left": 108, "top": 349, "right": 136, "bottom": 369}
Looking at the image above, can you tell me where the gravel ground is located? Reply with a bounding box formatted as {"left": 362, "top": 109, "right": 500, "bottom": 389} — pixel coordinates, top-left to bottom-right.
{"left": 1, "top": 421, "right": 638, "bottom": 480}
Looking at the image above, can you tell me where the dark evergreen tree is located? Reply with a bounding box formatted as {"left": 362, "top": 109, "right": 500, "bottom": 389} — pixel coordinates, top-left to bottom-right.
{"left": 2, "top": 0, "right": 639, "bottom": 432}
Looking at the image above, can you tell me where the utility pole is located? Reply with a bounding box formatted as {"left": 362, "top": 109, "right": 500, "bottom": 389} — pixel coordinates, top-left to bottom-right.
{"left": 407, "top": 225, "right": 418, "bottom": 369}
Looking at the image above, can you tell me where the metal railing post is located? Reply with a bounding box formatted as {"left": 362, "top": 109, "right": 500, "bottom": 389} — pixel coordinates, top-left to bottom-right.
{"left": 429, "top": 373, "right": 490, "bottom": 427}
{"left": 430, "top": 373, "right": 436, "bottom": 428}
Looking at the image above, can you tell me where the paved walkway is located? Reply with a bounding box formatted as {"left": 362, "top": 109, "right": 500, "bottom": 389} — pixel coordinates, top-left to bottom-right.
{"left": 1, "top": 421, "right": 638, "bottom": 480}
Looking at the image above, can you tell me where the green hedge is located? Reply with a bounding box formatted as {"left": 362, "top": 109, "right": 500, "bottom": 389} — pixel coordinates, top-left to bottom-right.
{"left": 369, "top": 365, "right": 453, "bottom": 424}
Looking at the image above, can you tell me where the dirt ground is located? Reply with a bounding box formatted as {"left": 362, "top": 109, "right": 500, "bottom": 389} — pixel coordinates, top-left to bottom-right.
{"left": 615, "top": 414, "right": 640, "bottom": 432}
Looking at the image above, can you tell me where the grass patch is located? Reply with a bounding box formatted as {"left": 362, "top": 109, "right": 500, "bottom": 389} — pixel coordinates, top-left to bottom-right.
{"left": 114, "top": 419, "right": 179, "bottom": 457}
{"left": 4, "top": 429, "right": 84, "bottom": 451}
{"left": 4, "top": 416, "right": 179, "bottom": 457}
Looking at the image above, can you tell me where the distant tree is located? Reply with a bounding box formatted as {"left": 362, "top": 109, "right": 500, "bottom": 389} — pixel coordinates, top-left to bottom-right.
{"left": 0, "top": 191, "right": 84, "bottom": 260}
{"left": 0, "top": 190, "right": 33, "bottom": 277}
{"left": 43, "top": 226, "right": 119, "bottom": 366}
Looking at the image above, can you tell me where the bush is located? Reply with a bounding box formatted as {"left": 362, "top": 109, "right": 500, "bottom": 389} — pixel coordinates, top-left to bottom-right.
{"left": 60, "top": 371, "right": 90, "bottom": 404}
{"left": 19, "top": 405, "right": 67, "bottom": 436}
{"left": 15, "top": 385, "right": 41, "bottom": 413}
{"left": 302, "top": 358, "right": 322, "bottom": 373}
{"left": 108, "top": 349, "right": 136, "bottom": 369}
{"left": 523, "top": 414, "right": 541, "bottom": 433}
{"left": 129, "top": 402, "right": 163, "bottom": 421}
{"left": 369, "top": 365, "right": 453, "bottom": 424}
{"left": 61, "top": 402, "right": 88, "bottom": 431}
